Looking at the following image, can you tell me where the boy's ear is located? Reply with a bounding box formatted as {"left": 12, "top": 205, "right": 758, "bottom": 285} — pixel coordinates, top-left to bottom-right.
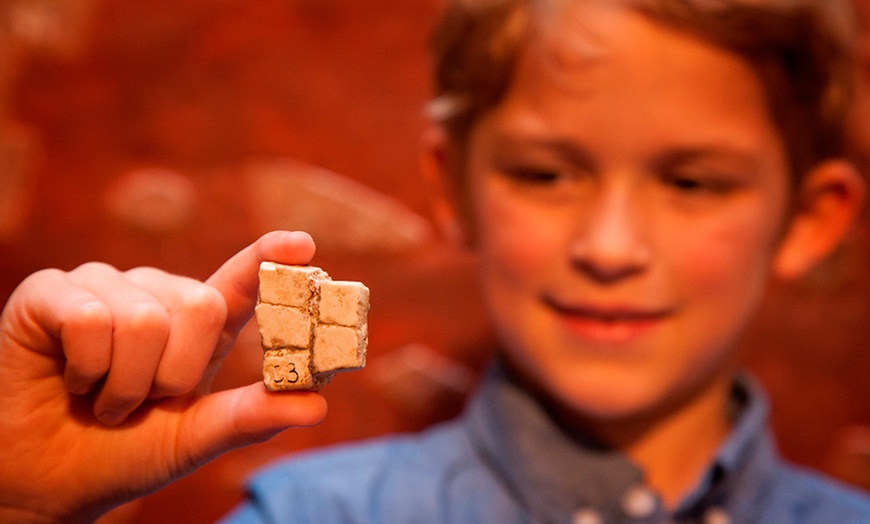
{"left": 773, "top": 160, "right": 865, "bottom": 280}
{"left": 419, "top": 125, "right": 473, "bottom": 248}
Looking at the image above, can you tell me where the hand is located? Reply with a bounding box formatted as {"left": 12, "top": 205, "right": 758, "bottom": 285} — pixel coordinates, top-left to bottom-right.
{"left": 0, "top": 231, "right": 328, "bottom": 523}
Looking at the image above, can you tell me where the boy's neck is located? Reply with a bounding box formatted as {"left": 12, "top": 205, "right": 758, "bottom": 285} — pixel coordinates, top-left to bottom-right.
{"left": 622, "top": 373, "right": 733, "bottom": 509}
{"left": 554, "top": 371, "right": 735, "bottom": 509}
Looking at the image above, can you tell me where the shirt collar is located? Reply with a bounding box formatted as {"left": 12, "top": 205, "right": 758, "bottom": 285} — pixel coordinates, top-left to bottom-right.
{"left": 462, "top": 362, "right": 779, "bottom": 522}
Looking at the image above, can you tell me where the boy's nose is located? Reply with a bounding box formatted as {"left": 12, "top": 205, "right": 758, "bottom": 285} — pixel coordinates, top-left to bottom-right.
{"left": 569, "top": 183, "right": 652, "bottom": 283}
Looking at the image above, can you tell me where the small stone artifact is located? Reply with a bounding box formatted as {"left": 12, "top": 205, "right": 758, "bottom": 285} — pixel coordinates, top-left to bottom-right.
{"left": 255, "top": 262, "right": 369, "bottom": 391}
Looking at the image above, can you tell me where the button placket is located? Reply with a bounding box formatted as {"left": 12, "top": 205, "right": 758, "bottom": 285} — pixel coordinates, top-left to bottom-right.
{"left": 573, "top": 507, "right": 605, "bottom": 524}
{"left": 621, "top": 484, "right": 659, "bottom": 520}
{"left": 702, "top": 507, "right": 731, "bottom": 524}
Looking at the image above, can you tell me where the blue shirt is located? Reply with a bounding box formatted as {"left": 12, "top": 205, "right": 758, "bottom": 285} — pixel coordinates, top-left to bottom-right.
{"left": 224, "top": 366, "right": 870, "bottom": 523}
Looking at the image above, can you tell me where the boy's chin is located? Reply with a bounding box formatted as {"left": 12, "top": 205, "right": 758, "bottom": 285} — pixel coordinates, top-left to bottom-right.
{"left": 533, "top": 364, "right": 734, "bottom": 443}
{"left": 514, "top": 363, "right": 665, "bottom": 424}
{"left": 553, "top": 383, "right": 669, "bottom": 425}
{"left": 528, "top": 368, "right": 701, "bottom": 428}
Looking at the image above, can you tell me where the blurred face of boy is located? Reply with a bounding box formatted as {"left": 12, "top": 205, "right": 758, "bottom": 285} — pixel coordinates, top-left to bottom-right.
{"left": 464, "top": 5, "right": 791, "bottom": 424}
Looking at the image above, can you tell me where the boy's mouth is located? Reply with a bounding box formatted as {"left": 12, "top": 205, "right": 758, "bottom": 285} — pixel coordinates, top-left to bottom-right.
{"left": 543, "top": 296, "right": 673, "bottom": 344}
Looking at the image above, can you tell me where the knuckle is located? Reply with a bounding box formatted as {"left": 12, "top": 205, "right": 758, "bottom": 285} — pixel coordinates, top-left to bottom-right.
{"left": 15, "top": 268, "right": 67, "bottom": 298}
{"left": 73, "top": 261, "right": 116, "bottom": 276}
{"left": 59, "top": 301, "right": 114, "bottom": 351}
{"left": 124, "top": 265, "right": 159, "bottom": 277}
{"left": 123, "top": 266, "right": 165, "bottom": 284}
{"left": 183, "top": 286, "right": 228, "bottom": 326}
{"left": 69, "top": 299, "right": 113, "bottom": 331}
{"left": 122, "top": 301, "right": 170, "bottom": 335}
{"left": 24, "top": 267, "right": 64, "bottom": 282}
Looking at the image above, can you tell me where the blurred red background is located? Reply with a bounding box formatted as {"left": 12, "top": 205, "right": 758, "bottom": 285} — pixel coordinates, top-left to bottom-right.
{"left": 1, "top": 1, "right": 869, "bottom": 522}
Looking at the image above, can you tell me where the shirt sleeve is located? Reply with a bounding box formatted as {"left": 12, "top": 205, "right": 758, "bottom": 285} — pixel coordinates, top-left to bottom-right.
{"left": 218, "top": 460, "right": 372, "bottom": 524}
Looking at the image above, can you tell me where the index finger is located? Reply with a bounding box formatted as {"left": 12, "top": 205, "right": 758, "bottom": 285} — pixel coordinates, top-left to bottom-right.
{"left": 205, "top": 231, "right": 316, "bottom": 336}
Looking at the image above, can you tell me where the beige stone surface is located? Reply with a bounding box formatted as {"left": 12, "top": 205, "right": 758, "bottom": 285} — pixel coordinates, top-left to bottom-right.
{"left": 254, "top": 302, "right": 311, "bottom": 350}
{"left": 318, "top": 279, "right": 370, "bottom": 326}
{"left": 258, "top": 261, "right": 328, "bottom": 308}
{"left": 262, "top": 349, "right": 333, "bottom": 391}
{"left": 255, "top": 262, "right": 369, "bottom": 391}
{"left": 313, "top": 324, "right": 367, "bottom": 372}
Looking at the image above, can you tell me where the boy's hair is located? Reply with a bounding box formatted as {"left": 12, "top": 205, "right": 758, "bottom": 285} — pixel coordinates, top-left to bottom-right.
{"left": 428, "top": 0, "right": 858, "bottom": 186}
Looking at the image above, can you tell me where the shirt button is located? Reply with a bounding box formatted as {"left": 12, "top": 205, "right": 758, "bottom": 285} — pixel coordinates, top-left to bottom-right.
{"left": 621, "top": 485, "right": 658, "bottom": 519}
{"left": 703, "top": 507, "right": 731, "bottom": 524}
{"left": 573, "top": 507, "right": 604, "bottom": 524}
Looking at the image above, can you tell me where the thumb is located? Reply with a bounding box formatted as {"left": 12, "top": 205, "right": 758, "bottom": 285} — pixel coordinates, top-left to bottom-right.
{"left": 176, "top": 384, "right": 328, "bottom": 469}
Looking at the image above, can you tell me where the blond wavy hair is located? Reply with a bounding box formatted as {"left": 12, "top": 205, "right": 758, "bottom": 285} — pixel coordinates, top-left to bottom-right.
{"left": 428, "top": 0, "right": 858, "bottom": 184}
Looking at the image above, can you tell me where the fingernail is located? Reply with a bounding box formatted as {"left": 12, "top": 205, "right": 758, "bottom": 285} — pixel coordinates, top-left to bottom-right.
{"left": 98, "top": 410, "right": 125, "bottom": 426}
{"left": 69, "top": 383, "right": 93, "bottom": 396}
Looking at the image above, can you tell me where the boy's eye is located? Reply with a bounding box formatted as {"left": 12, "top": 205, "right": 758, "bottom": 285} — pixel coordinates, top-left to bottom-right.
{"left": 496, "top": 162, "right": 588, "bottom": 203}
{"left": 506, "top": 167, "right": 565, "bottom": 184}
{"left": 664, "top": 172, "right": 736, "bottom": 195}
{"left": 669, "top": 176, "right": 705, "bottom": 191}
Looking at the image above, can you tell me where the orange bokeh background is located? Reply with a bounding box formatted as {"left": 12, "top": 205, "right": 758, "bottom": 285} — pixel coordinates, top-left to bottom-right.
{"left": 1, "top": 1, "right": 869, "bottom": 522}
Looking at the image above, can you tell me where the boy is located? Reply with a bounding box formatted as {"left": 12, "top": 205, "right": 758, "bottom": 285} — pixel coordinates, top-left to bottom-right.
{"left": 1, "top": 0, "right": 869, "bottom": 522}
